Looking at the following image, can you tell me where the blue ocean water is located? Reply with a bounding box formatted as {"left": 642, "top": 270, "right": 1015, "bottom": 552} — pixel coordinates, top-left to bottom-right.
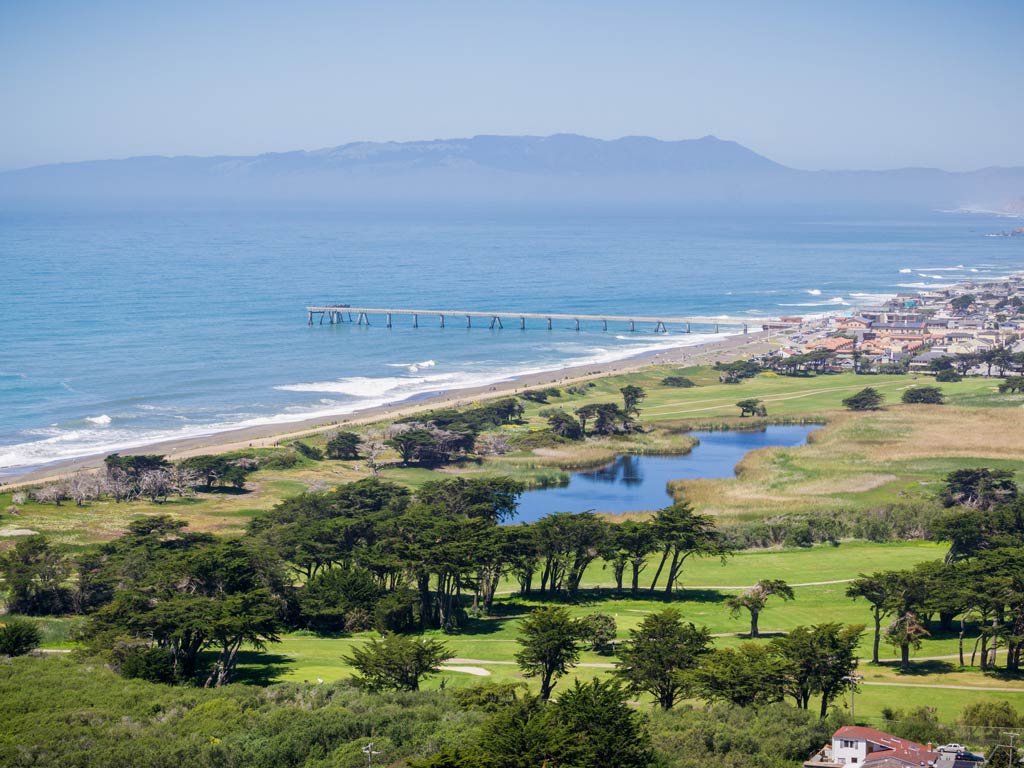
{"left": 0, "top": 209, "right": 1020, "bottom": 474}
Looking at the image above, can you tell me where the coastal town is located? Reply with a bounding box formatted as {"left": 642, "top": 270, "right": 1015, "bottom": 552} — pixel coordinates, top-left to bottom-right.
{"left": 769, "top": 275, "right": 1024, "bottom": 375}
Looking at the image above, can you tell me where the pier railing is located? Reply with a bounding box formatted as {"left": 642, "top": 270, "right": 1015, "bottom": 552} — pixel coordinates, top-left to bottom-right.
{"left": 306, "top": 306, "right": 786, "bottom": 334}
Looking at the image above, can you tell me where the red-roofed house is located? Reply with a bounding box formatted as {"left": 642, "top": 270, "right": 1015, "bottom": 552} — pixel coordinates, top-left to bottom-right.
{"left": 809, "top": 337, "right": 855, "bottom": 353}
{"left": 804, "top": 726, "right": 940, "bottom": 766}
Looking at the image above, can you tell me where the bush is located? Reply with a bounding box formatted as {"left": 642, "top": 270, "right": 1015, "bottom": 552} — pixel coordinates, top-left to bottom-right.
{"left": 291, "top": 441, "right": 324, "bottom": 461}
{"left": 301, "top": 568, "right": 381, "bottom": 632}
{"left": 519, "top": 388, "right": 562, "bottom": 404}
{"left": 344, "top": 607, "right": 374, "bottom": 633}
{"left": 661, "top": 376, "right": 696, "bottom": 388}
{"left": 508, "top": 431, "right": 568, "bottom": 450}
{"left": 566, "top": 383, "right": 596, "bottom": 396}
{"left": 259, "top": 450, "right": 301, "bottom": 470}
{"left": 935, "top": 368, "right": 961, "bottom": 382}
{"left": 114, "top": 644, "right": 176, "bottom": 683}
{"left": 902, "top": 386, "right": 944, "bottom": 405}
{"left": 842, "top": 387, "right": 884, "bottom": 411}
{"left": 880, "top": 706, "right": 954, "bottom": 747}
{"left": 374, "top": 590, "right": 421, "bottom": 633}
{"left": 0, "top": 618, "right": 42, "bottom": 656}
{"left": 578, "top": 613, "right": 617, "bottom": 653}
{"left": 451, "top": 682, "right": 528, "bottom": 712}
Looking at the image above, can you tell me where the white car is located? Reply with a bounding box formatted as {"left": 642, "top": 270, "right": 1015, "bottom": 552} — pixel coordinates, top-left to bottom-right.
{"left": 937, "top": 744, "right": 965, "bottom": 753}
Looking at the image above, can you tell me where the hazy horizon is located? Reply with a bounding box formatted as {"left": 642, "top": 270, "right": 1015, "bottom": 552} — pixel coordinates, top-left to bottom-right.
{"left": 2, "top": 1, "right": 1023, "bottom": 173}
{"left": 6, "top": 132, "right": 1024, "bottom": 176}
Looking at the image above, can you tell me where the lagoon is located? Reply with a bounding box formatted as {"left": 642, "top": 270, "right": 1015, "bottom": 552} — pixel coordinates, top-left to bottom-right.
{"left": 512, "top": 424, "right": 817, "bottom": 523}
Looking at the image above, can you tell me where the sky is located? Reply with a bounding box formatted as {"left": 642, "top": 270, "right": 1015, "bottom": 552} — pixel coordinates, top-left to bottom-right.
{"left": 1, "top": 1, "right": 1022, "bottom": 173}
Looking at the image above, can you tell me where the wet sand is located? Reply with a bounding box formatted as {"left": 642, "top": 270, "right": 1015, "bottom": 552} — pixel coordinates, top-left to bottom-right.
{"left": 1, "top": 329, "right": 784, "bottom": 489}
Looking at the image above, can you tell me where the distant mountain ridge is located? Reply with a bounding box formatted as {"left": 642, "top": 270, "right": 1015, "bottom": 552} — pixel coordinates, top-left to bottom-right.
{"left": 2, "top": 133, "right": 1021, "bottom": 210}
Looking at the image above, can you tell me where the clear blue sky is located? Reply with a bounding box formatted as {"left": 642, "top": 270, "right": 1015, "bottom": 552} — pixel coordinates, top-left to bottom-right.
{"left": 1, "top": 0, "right": 1021, "bottom": 172}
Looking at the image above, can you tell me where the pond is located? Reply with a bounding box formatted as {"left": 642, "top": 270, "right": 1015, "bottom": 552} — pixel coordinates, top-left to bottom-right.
{"left": 511, "top": 424, "right": 818, "bottom": 523}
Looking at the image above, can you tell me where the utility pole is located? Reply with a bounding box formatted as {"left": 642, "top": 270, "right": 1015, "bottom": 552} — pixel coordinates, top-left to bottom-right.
{"left": 362, "top": 742, "right": 381, "bottom": 768}
{"left": 842, "top": 674, "right": 864, "bottom": 723}
{"left": 999, "top": 731, "right": 1019, "bottom": 768}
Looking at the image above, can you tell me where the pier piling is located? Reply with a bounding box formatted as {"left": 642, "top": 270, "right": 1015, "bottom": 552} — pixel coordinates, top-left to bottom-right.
{"left": 304, "top": 305, "right": 775, "bottom": 337}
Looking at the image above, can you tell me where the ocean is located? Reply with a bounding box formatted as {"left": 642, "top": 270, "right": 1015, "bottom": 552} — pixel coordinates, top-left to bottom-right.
{"left": 1, "top": 208, "right": 1020, "bottom": 475}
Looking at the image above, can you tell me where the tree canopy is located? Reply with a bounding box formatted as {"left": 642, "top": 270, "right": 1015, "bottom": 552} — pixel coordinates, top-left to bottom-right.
{"left": 344, "top": 633, "right": 452, "bottom": 691}
{"left": 614, "top": 608, "right": 711, "bottom": 709}
{"left": 842, "top": 386, "right": 884, "bottom": 411}
{"left": 514, "top": 606, "right": 582, "bottom": 700}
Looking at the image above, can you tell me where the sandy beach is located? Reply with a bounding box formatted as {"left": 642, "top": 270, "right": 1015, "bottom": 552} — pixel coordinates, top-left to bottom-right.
{"left": 1, "top": 328, "right": 787, "bottom": 489}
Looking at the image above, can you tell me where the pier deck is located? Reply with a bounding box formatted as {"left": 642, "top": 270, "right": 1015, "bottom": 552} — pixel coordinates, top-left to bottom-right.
{"left": 306, "top": 305, "right": 786, "bottom": 333}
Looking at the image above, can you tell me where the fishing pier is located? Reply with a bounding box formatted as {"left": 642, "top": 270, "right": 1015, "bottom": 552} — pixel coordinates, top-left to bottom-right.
{"left": 306, "top": 305, "right": 776, "bottom": 334}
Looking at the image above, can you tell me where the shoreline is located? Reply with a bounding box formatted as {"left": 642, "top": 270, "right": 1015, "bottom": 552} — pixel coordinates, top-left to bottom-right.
{"left": 0, "top": 328, "right": 789, "bottom": 489}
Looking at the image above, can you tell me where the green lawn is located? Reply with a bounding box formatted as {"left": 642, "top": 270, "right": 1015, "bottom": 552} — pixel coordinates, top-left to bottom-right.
{"left": 216, "top": 541, "right": 1024, "bottom": 722}
{"left": 10, "top": 368, "right": 1024, "bottom": 725}
{"left": 516, "top": 367, "right": 1021, "bottom": 425}
{"left": 6, "top": 366, "right": 1023, "bottom": 542}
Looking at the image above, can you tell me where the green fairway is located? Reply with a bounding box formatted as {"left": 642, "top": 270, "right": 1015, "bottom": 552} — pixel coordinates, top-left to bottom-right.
{"left": 209, "top": 541, "right": 1024, "bottom": 723}
{"left": 516, "top": 367, "right": 1021, "bottom": 424}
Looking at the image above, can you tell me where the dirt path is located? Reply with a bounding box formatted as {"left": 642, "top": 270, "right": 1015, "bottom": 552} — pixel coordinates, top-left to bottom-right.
{"left": 862, "top": 681, "right": 1024, "bottom": 693}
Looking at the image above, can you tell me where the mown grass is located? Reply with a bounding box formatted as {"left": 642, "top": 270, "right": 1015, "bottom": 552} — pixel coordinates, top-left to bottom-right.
{"left": 217, "top": 542, "right": 1024, "bottom": 721}
{"left": 8, "top": 368, "right": 1024, "bottom": 722}
{"left": 5, "top": 367, "right": 1022, "bottom": 542}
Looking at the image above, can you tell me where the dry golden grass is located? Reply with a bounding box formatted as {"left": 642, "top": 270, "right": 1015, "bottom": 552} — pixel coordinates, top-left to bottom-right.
{"left": 864, "top": 406, "right": 1024, "bottom": 461}
{"left": 665, "top": 405, "right": 1024, "bottom": 521}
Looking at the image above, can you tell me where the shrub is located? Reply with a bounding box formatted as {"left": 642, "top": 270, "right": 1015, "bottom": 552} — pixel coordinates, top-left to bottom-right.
{"left": 842, "top": 387, "right": 884, "bottom": 411}
{"left": 902, "top": 386, "right": 944, "bottom": 405}
{"left": 661, "top": 376, "right": 696, "bottom": 388}
{"left": 451, "top": 682, "right": 528, "bottom": 712}
{"left": 935, "top": 368, "right": 961, "bottom": 382}
{"left": 291, "top": 441, "right": 324, "bottom": 461}
{"left": 997, "top": 375, "right": 1024, "bottom": 394}
{"left": 566, "top": 383, "right": 596, "bottom": 396}
{"left": 301, "top": 568, "right": 381, "bottom": 632}
{"left": 113, "top": 644, "right": 176, "bottom": 683}
{"left": 519, "top": 388, "right": 562, "bottom": 404}
{"left": 578, "top": 613, "right": 617, "bottom": 653}
{"left": 880, "top": 706, "right": 955, "bottom": 747}
{"left": 0, "top": 618, "right": 42, "bottom": 656}
{"left": 475, "top": 433, "right": 512, "bottom": 455}
{"left": 508, "top": 431, "right": 567, "bottom": 450}
{"left": 260, "top": 450, "right": 301, "bottom": 470}
{"left": 374, "top": 590, "right": 421, "bottom": 633}
{"left": 344, "top": 607, "right": 374, "bottom": 633}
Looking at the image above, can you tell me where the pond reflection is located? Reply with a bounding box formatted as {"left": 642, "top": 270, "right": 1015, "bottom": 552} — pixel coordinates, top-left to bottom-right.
{"left": 511, "top": 424, "right": 817, "bottom": 523}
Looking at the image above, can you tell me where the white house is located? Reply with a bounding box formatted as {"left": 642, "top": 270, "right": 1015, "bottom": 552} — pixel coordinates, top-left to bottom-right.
{"left": 804, "top": 726, "right": 945, "bottom": 767}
